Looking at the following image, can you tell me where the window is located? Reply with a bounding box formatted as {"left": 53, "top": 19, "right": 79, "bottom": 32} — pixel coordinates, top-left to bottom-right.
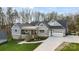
{"left": 15, "top": 29, "right": 17, "bottom": 32}
{"left": 40, "top": 30, "right": 44, "bottom": 33}
{"left": 21, "top": 30, "right": 29, "bottom": 34}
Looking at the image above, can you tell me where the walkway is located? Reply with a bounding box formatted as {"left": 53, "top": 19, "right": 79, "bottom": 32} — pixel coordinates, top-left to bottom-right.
{"left": 18, "top": 40, "right": 44, "bottom": 44}
{"left": 34, "top": 36, "right": 79, "bottom": 51}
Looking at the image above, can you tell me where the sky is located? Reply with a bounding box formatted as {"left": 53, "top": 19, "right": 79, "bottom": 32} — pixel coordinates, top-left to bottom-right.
{"left": 34, "top": 7, "right": 79, "bottom": 14}
{"left": 3, "top": 7, "right": 79, "bottom": 15}
{"left": 14, "top": 7, "right": 79, "bottom": 15}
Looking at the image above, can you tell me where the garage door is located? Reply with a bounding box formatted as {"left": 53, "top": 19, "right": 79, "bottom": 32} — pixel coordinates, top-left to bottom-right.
{"left": 52, "top": 32, "right": 64, "bottom": 37}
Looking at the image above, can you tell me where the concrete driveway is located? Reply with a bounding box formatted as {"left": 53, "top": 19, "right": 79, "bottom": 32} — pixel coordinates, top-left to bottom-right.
{"left": 34, "top": 35, "right": 79, "bottom": 51}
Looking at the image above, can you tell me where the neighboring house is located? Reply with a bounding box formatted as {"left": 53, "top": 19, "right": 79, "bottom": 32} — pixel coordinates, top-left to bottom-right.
{"left": 0, "top": 31, "right": 7, "bottom": 44}
{"left": 11, "top": 19, "right": 67, "bottom": 41}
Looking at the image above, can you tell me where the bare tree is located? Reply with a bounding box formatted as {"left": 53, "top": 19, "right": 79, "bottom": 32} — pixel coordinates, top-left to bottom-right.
{"left": 12, "top": 9, "right": 19, "bottom": 23}
{"left": 0, "top": 7, "right": 5, "bottom": 29}
{"left": 46, "top": 12, "right": 58, "bottom": 21}
{"left": 6, "top": 7, "right": 13, "bottom": 26}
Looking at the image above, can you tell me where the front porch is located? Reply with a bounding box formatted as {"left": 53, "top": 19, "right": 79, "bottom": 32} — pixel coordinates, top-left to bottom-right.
{"left": 21, "top": 26, "right": 38, "bottom": 41}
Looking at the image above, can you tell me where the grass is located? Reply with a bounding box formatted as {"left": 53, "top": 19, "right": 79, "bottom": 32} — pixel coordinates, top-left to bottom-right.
{"left": 0, "top": 40, "right": 41, "bottom": 51}
{"left": 61, "top": 43, "right": 79, "bottom": 51}
{"left": 0, "top": 35, "right": 41, "bottom": 51}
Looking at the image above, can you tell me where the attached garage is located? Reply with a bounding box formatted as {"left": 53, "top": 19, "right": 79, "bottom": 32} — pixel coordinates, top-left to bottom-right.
{"left": 48, "top": 19, "right": 67, "bottom": 37}
{"left": 52, "top": 32, "right": 65, "bottom": 37}
{"left": 49, "top": 29, "right": 65, "bottom": 37}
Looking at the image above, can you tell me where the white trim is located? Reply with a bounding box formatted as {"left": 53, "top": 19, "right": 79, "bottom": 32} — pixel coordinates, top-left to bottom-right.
{"left": 22, "top": 26, "right": 38, "bottom": 30}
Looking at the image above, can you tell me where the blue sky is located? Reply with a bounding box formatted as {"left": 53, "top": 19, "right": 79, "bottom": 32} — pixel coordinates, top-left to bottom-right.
{"left": 12, "top": 7, "right": 79, "bottom": 15}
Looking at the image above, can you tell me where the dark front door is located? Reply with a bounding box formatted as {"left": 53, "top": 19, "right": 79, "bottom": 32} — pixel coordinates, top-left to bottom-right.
{"left": 50, "top": 29, "right": 52, "bottom": 36}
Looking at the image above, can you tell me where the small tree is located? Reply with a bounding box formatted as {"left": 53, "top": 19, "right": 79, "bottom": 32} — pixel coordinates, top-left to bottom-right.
{"left": 76, "top": 17, "right": 79, "bottom": 35}
{"left": 68, "top": 21, "right": 76, "bottom": 34}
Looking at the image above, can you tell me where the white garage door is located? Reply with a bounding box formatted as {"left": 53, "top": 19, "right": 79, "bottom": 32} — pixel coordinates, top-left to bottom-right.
{"left": 52, "top": 32, "right": 64, "bottom": 37}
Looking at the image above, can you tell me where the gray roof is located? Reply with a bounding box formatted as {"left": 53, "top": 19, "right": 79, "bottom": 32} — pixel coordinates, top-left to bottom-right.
{"left": 13, "top": 22, "right": 31, "bottom": 28}
{"left": 57, "top": 19, "right": 67, "bottom": 28}
{"left": 48, "top": 19, "right": 67, "bottom": 29}
{"left": 13, "top": 19, "right": 67, "bottom": 29}
{"left": 36, "top": 21, "right": 49, "bottom": 27}
{"left": 14, "top": 23, "right": 22, "bottom": 28}
{"left": 22, "top": 22, "right": 31, "bottom": 26}
{"left": 30, "top": 21, "right": 39, "bottom": 26}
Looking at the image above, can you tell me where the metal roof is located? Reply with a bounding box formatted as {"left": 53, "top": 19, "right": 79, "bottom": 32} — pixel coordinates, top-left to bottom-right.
{"left": 48, "top": 19, "right": 67, "bottom": 29}
{"left": 12, "top": 19, "right": 67, "bottom": 29}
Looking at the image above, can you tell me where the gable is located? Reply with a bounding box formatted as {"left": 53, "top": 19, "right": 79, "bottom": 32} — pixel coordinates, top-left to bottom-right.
{"left": 38, "top": 22, "right": 49, "bottom": 30}
{"left": 12, "top": 24, "right": 21, "bottom": 30}
{"left": 48, "top": 20, "right": 62, "bottom": 26}
{"left": 39, "top": 23, "right": 45, "bottom": 26}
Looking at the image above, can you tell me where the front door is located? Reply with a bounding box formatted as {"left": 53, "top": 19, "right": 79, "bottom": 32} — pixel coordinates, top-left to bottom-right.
{"left": 31, "top": 30, "right": 37, "bottom": 39}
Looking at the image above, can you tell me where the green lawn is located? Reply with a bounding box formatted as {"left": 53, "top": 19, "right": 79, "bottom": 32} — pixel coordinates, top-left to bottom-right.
{"left": 0, "top": 40, "right": 41, "bottom": 51}
{"left": 61, "top": 43, "right": 79, "bottom": 51}
{"left": 0, "top": 35, "right": 41, "bottom": 51}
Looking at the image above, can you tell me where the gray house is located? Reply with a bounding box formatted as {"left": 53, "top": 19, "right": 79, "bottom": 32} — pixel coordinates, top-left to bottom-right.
{"left": 0, "top": 31, "right": 7, "bottom": 44}
{"left": 11, "top": 19, "right": 67, "bottom": 41}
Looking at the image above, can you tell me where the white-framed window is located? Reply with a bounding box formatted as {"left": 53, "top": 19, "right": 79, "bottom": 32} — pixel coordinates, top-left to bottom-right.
{"left": 40, "top": 30, "right": 44, "bottom": 33}
{"left": 21, "top": 30, "right": 29, "bottom": 34}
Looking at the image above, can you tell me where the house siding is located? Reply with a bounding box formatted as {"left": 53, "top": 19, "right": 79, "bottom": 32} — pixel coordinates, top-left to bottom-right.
{"left": 11, "top": 25, "right": 21, "bottom": 39}
{"left": 37, "top": 23, "right": 49, "bottom": 37}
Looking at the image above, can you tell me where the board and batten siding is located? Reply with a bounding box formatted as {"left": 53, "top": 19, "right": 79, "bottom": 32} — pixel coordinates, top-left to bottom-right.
{"left": 11, "top": 25, "right": 21, "bottom": 39}
{"left": 37, "top": 23, "right": 49, "bottom": 37}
